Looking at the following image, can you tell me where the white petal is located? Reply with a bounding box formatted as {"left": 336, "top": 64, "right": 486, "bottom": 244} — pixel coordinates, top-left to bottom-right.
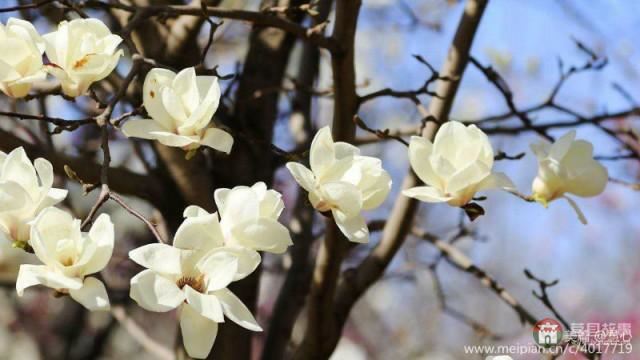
{"left": 128, "top": 244, "right": 185, "bottom": 275}
{"left": 563, "top": 196, "right": 588, "bottom": 225}
{"left": 83, "top": 213, "right": 114, "bottom": 274}
{"left": 172, "top": 67, "right": 200, "bottom": 115}
{"left": 286, "top": 162, "right": 316, "bottom": 192}
{"left": 230, "top": 218, "right": 292, "bottom": 254}
{"left": 201, "top": 127, "right": 233, "bottom": 154}
{"left": 30, "top": 207, "right": 78, "bottom": 265}
{"left": 180, "top": 303, "right": 218, "bottom": 359}
{"left": 151, "top": 132, "right": 198, "bottom": 148}
{"left": 333, "top": 211, "right": 369, "bottom": 244}
{"left": 197, "top": 251, "right": 238, "bottom": 292}
{"left": 129, "top": 269, "right": 185, "bottom": 312}
{"left": 0, "top": 181, "right": 27, "bottom": 212}
{"left": 121, "top": 119, "right": 166, "bottom": 140}
{"left": 320, "top": 181, "right": 363, "bottom": 218}
{"left": 408, "top": 136, "right": 440, "bottom": 187}
{"left": 16, "top": 264, "right": 82, "bottom": 295}
{"left": 403, "top": 186, "right": 452, "bottom": 203}
{"left": 205, "top": 247, "right": 260, "bottom": 281}
{"left": 309, "top": 126, "right": 335, "bottom": 174}
{"left": 1, "top": 147, "right": 38, "bottom": 195}
{"left": 476, "top": 172, "right": 516, "bottom": 192}
{"left": 40, "top": 188, "right": 68, "bottom": 209}
{"left": 180, "top": 76, "right": 220, "bottom": 132}
{"left": 184, "top": 286, "right": 224, "bottom": 322}
{"left": 143, "top": 68, "right": 177, "bottom": 130}
{"left": 34, "top": 157, "right": 54, "bottom": 190}
{"left": 216, "top": 187, "right": 259, "bottom": 224}
{"left": 69, "top": 277, "right": 110, "bottom": 311}
{"left": 549, "top": 130, "right": 576, "bottom": 162}
{"left": 214, "top": 288, "right": 262, "bottom": 332}
{"left": 257, "top": 187, "right": 285, "bottom": 219}
{"left": 446, "top": 161, "right": 491, "bottom": 194}
{"left": 361, "top": 167, "right": 392, "bottom": 210}
{"left": 161, "top": 87, "right": 188, "bottom": 124}
{"left": 174, "top": 212, "right": 224, "bottom": 251}
{"left": 183, "top": 205, "right": 210, "bottom": 218}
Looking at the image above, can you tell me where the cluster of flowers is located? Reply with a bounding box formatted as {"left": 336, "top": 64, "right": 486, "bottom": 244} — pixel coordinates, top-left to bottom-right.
{"left": 0, "top": 16, "right": 609, "bottom": 358}
{"left": 0, "top": 147, "right": 292, "bottom": 358}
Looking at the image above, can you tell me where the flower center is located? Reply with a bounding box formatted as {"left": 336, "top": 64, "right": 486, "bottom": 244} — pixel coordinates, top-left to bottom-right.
{"left": 61, "top": 257, "right": 75, "bottom": 267}
{"left": 176, "top": 274, "right": 206, "bottom": 293}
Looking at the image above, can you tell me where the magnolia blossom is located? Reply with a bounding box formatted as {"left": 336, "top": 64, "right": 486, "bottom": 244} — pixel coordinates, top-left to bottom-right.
{"left": 530, "top": 130, "right": 608, "bottom": 224}
{"left": 16, "top": 207, "right": 114, "bottom": 311}
{"left": 0, "top": 147, "right": 67, "bottom": 246}
{"left": 403, "top": 121, "right": 514, "bottom": 207}
{"left": 129, "top": 212, "right": 262, "bottom": 359}
{"left": 0, "top": 18, "right": 46, "bottom": 98}
{"left": 286, "top": 127, "right": 391, "bottom": 243}
{"left": 121, "top": 67, "right": 233, "bottom": 153}
{"left": 43, "top": 18, "right": 123, "bottom": 97}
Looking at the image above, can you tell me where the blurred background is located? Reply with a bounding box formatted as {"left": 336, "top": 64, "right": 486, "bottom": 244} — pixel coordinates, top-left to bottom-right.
{"left": 0, "top": 0, "right": 639, "bottom": 359}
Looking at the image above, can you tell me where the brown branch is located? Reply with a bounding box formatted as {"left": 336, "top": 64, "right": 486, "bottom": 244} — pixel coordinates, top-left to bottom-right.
{"left": 111, "top": 306, "right": 174, "bottom": 360}
{"left": 293, "top": 1, "right": 362, "bottom": 359}
{"left": 331, "top": 0, "right": 489, "bottom": 355}
{"left": 261, "top": 1, "right": 333, "bottom": 358}
{"left": 84, "top": 0, "right": 338, "bottom": 52}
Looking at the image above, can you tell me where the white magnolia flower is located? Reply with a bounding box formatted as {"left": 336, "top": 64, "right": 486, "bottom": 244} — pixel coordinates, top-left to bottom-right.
{"left": 214, "top": 182, "right": 292, "bottom": 254}
{"left": 0, "top": 147, "right": 67, "bottom": 246}
{"left": 403, "top": 121, "right": 514, "bottom": 207}
{"left": 121, "top": 67, "right": 233, "bottom": 153}
{"left": 129, "top": 213, "right": 262, "bottom": 359}
{"left": 530, "top": 130, "right": 608, "bottom": 224}
{"left": 16, "top": 207, "right": 114, "bottom": 311}
{"left": 0, "top": 18, "right": 46, "bottom": 98}
{"left": 286, "top": 126, "right": 392, "bottom": 243}
{"left": 43, "top": 18, "right": 123, "bottom": 97}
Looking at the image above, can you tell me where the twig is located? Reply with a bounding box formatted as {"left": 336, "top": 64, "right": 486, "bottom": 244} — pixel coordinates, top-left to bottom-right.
{"left": 111, "top": 306, "right": 174, "bottom": 360}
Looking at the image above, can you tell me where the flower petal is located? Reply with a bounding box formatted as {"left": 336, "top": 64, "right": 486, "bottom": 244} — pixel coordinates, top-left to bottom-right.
{"left": 310, "top": 126, "right": 335, "bottom": 174}
{"left": 214, "top": 288, "right": 262, "bottom": 332}
{"left": 408, "top": 136, "right": 440, "bottom": 187}
{"left": 128, "top": 244, "right": 185, "bottom": 275}
{"left": 403, "top": 186, "right": 452, "bottom": 203}
{"left": 476, "top": 172, "right": 516, "bottom": 192}
{"left": 129, "top": 269, "right": 185, "bottom": 312}
{"left": 174, "top": 211, "right": 224, "bottom": 251}
{"left": 121, "top": 119, "right": 166, "bottom": 140}
{"left": 205, "top": 247, "right": 260, "bottom": 281}
{"left": 230, "top": 218, "right": 292, "bottom": 254}
{"left": 1, "top": 147, "right": 38, "bottom": 196}
{"left": 549, "top": 130, "right": 576, "bottom": 162}
{"left": 563, "top": 195, "right": 588, "bottom": 225}
{"left": 201, "top": 127, "right": 233, "bottom": 154}
{"left": 143, "top": 68, "right": 177, "bottom": 130}
{"left": 83, "top": 213, "right": 114, "bottom": 275}
{"left": 286, "top": 162, "right": 316, "bottom": 192}
{"left": 320, "top": 181, "right": 362, "bottom": 218}
{"left": 197, "top": 250, "right": 238, "bottom": 292}
{"left": 184, "top": 286, "right": 224, "bottom": 322}
{"left": 180, "top": 303, "right": 218, "bottom": 359}
{"left": 16, "top": 264, "right": 82, "bottom": 295}
{"left": 333, "top": 211, "right": 369, "bottom": 243}
{"left": 69, "top": 277, "right": 110, "bottom": 311}
{"left": 183, "top": 205, "right": 210, "bottom": 218}
{"left": 150, "top": 132, "right": 198, "bottom": 148}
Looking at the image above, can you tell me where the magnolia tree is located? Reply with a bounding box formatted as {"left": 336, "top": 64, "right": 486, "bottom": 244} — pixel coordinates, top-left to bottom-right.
{"left": 0, "top": 1, "right": 637, "bottom": 359}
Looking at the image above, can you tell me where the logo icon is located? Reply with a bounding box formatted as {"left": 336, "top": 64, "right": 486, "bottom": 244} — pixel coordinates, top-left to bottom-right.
{"left": 533, "top": 318, "right": 563, "bottom": 347}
